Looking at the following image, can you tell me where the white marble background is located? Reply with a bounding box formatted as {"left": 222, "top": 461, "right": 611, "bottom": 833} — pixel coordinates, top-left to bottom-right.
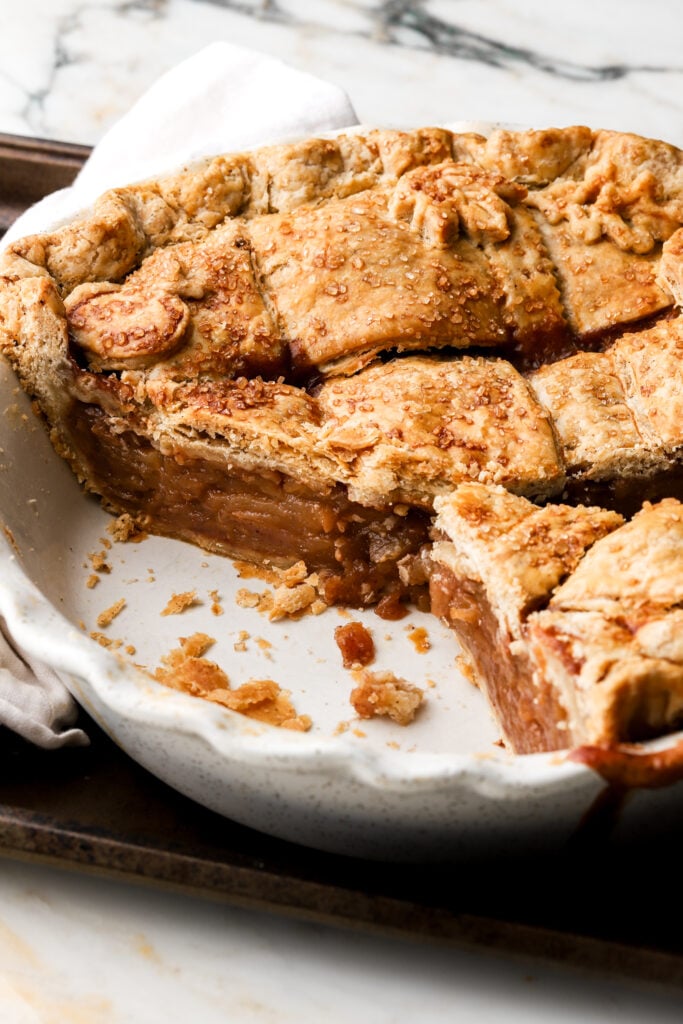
{"left": 2, "top": 2, "right": 683, "bottom": 1020}
{"left": 2, "top": 0, "right": 683, "bottom": 147}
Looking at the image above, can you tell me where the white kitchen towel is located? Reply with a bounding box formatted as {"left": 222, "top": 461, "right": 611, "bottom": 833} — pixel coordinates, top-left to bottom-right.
{"left": 1, "top": 42, "right": 358, "bottom": 747}
{"left": 5, "top": 41, "right": 358, "bottom": 245}
{"left": 0, "top": 623, "right": 88, "bottom": 748}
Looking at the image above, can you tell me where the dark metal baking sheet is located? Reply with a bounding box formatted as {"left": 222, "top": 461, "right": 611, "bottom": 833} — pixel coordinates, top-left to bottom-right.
{"left": 0, "top": 132, "right": 90, "bottom": 235}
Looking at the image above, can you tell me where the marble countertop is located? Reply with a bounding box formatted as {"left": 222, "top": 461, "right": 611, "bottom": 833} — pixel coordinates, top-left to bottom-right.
{"left": 2, "top": 0, "right": 683, "bottom": 146}
{"left": 3, "top": 856, "right": 683, "bottom": 1024}
{"left": 2, "top": 2, "right": 683, "bottom": 1020}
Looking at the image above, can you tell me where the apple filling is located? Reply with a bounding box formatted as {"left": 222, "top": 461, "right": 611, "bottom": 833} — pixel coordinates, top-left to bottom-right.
{"left": 429, "top": 564, "right": 570, "bottom": 753}
{"left": 64, "top": 400, "right": 430, "bottom": 609}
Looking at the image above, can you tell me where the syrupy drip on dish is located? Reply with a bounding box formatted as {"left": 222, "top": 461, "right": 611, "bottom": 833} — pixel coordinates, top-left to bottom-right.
{"left": 64, "top": 400, "right": 430, "bottom": 609}
{"left": 566, "top": 739, "right": 683, "bottom": 845}
{"left": 568, "top": 739, "right": 683, "bottom": 790}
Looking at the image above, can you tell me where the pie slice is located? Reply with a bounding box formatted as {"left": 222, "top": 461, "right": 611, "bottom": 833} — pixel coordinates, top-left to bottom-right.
{"left": 429, "top": 483, "right": 623, "bottom": 752}
{"left": 431, "top": 485, "right": 683, "bottom": 752}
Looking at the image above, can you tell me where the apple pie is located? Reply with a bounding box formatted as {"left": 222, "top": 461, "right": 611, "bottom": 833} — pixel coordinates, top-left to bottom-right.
{"left": 3, "top": 124, "right": 683, "bottom": 752}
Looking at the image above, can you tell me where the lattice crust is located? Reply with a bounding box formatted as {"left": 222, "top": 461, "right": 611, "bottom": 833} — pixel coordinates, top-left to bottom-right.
{"left": 3, "top": 129, "right": 683, "bottom": 512}
{"left": 2, "top": 126, "right": 683, "bottom": 511}
{"left": 4, "top": 123, "right": 683, "bottom": 753}
{"left": 2, "top": 125, "right": 682, "bottom": 375}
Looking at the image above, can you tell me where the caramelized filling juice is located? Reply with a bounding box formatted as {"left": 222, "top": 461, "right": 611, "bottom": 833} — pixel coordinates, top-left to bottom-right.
{"left": 66, "top": 401, "right": 429, "bottom": 608}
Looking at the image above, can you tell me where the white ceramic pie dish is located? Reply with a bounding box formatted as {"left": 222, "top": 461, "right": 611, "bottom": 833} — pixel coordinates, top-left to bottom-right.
{"left": 4, "top": 349, "right": 683, "bottom": 861}
{"left": 3, "top": 125, "right": 683, "bottom": 861}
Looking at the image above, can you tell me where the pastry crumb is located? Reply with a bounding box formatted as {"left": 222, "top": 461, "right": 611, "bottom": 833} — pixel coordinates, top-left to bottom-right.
{"left": 108, "top": 512, "right": 147, "bottom": 543}
{"left": 281, "top": 560, "right": 309, "bottom": 587}
{"left": 161, "top": 590, "right": 199, "bottom": 616}
{"left": 179, "top": 632, "right": 215, "bottom": 658}
{"left": 234, "top": 562, "right": 329, "bottom": 620}
{"left": 86, "top": 574, "right": 100, "bottom": 589}
{"left": 209, "top": 679, "right": 312, "bottom": 731}
{"left": 237, "top": 583, "right": 312, "bottom": 619}
{"left": 89, "top": 550, "right": 111, "bottom": 574}
{"left": 153, "top": 635, "right": 310, "bottom": 730}
{"left": 233, "top": 628, "right": 250, "bottom": 652}
{"left": 209, "top": 589, "right": 224, "bottom": 616}
{"left": 350, "top": 669, "right": 424, "bottom": 726}
{"left": 334, "top": 621, "right": 375, "bottom": 669}
{"left": 90, "top": 630, "right": 123, "bottom": 650}
{"left": 236, "top": 587, "right": 261, "bottom": 609}
{"left": 268, "top": 582, "right": 316, "bottom": 621}
{"left": 96, "top": 598, "right": 126, "bottom": 628}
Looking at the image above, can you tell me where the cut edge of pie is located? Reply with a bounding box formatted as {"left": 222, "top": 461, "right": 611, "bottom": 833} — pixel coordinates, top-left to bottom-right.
{"left": 431, "top": 484, "right": 683, "bottom": 754}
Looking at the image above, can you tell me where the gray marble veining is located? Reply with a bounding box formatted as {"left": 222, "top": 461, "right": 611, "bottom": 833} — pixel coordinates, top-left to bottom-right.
{"left": 1, "top": 1, "right": 683, "bottom": 146}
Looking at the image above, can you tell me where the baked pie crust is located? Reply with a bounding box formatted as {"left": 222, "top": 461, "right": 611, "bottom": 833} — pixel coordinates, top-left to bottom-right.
{"left": 431, "top": 486, "right": 683, "bottom": 752}
{"left": 3, "top": 124, "right": 683, "bottom": 752}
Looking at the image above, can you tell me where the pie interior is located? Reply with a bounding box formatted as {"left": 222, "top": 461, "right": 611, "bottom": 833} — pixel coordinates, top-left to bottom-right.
{"left": 3, "top": 124, "right": 683, "bottom": 754}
